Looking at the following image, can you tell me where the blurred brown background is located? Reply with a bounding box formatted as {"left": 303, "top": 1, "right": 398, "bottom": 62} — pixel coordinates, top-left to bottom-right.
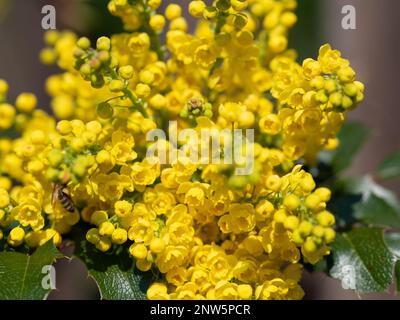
{"left": 0, "top": 0, "right": 399, "bottom": 299}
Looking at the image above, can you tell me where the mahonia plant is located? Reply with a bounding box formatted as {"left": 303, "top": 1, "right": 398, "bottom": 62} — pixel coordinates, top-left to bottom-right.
{"left": 0, "top": 0, "right": 372, "bottom": 300}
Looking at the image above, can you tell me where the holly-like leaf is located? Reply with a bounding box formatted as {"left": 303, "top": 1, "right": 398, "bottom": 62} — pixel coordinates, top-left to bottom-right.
{"left": 332, "top": 122, "right": 370, "bottom": 173}
{"left": 0, "top": 241, "right": 63, "bottom": 300}
{"left": 378, "top": 151, "right": 400, "bottom": 180}
{"left": 354, "top": 194, "right": 400, "bottom": 228}
{"left": 73, "top": 234, "right": 153, "bottom": 300}
{"left": 330, "top": 228, "right": 395, "bottom": 293}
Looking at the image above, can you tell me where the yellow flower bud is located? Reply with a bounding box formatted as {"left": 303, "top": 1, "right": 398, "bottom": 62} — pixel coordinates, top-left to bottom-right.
{"left": 148, "top": 0, "right": 162, "bottom": 10}
{"left": 77, "top": 37, "right": 91, "bottom": 50}
{"left": 268, "top": 35, "right": 287, "bottom": 53}
{"left": 139, "top": 70, "right": 155, "bottom": 84}
{"left": 15, "top": 93, "right": 37, "bottom": 113}
{"left": 324, "top": 228, "right": 336, "bottom": 243}
{"left": 99, "top": 221, "right": 115, "bottom": 236}
{"left": 299, "top": 221, "right": 313, "bottom": 237}
{"left": 273, "top": 209, "right": 287, "bottom": 224}
{"left": 316, "top": 211, "right": 335, "bottom": 227}
{"left": 40, "top": 48, "right": 57, "bottom": 65}
{"left": 129, "top": 243, "right": 148, "bottom": 260}
{"left": 0, "top": 177, "right": 11, "bottom": 191}
{"left": 0, "top": 103, "right": 15, "bottom": 130}
{"left": 303, "top": 238, "right": 317, "bottom": 253}
{"left": 90, "top": 210, "right": 109, "bottom": 226}
{"left": 231, "top": 0, "right": 248, "bottom": 11}
{"left": 189, "top": 1, "right": 206, "bottom": 18}
{"left": 0, "top": 188, "right": 10, "bottom": 208}
{"left": 149, "top": 94, "right": 167, "bottom": 110}
{"left": 111, "top": 228, "right": 128, "bottom": 244}
{"left": 170, "top": 17, "right": 188, "bottom": 31}
{"left": 281, "top": 11, "right": 297, "bottom": 27}
{"left": 314, "top": 187, "right": 331, "bottom": 202}
{"left": 27, "top": 160, "right": 45, "bottom": 173}
{"left": 283, "top": 194, "right": 300, "bottom": 211}
{"left": 118, "top": 65, "right": 134, "bottom": 80}
{"left": 86, "top": 228, "right": 101, "bottom": 244}
{"left": 8, "top": 227, "right": 25, "bottom": 246}
{"left": 96, "top": 36, "right": 111, "bottom": 51}
{"left": 56, "top": 120, "right": 72, "bottom": 135}
{"left": 136, "top": 259, "right": 152, "bottom": 272}
{"left": 109, "top": 79, "right": 125, "bottom": 92}
{"left": 0, "top": 79, "right": 9, "bottom": 96}
{"left": 30, "top": 130, "right": 46, "bottom": 145}
{"left": 136, "top": 83, "right": 151, "bottom": 97}
{"left": 284, "top": 215, "right": 299, "bottom": 231}
{"left": 150, "top": 14, "right": 166, "bottom": 32}
{"left": 165, "top": 4, "right": 182, "bottom": 20}
{"left": 304, "top": 194, "right": 321, "bottom": 211}
{"left": 96, "top": 236, "right": 112, "bottom": 252}
{"left": 312, "top": 225, "right": 325, "bottom": 238}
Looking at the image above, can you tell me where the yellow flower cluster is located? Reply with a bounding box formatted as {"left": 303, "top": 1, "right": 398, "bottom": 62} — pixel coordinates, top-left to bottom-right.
{"left": 0, "top": 0, "right": 364, "bottom": 300}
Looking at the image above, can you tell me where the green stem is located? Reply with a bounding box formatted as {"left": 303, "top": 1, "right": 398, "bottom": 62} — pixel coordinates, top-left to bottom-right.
{"left": 123, "top": 88, "right": 149, "bottom": 118}
{"left": 109, "top": 69, "right": 149, "bottom": 118}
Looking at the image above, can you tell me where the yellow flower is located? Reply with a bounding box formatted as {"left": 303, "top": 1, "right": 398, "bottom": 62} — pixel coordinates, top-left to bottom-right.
{"left": 318, "top": 44, "right": 345, "bottom": 74}
{"left": 156, "top": 245, "right": 189, "bottom": 273}
{"left": 121, "top": 158, "right": 160, "bottom": 192}
{"left": 114, "top": 200, "right": 133, "bottom": 218}
{"left": 93, "top": 172, "right": 132, "bottom": 202}
{"left": 214, "top": 281, "right": 238, "bottom": 300}
{"left": 12, "top": 199, "right": 44, "bottom": 231}
{"left": 219, "top": 203, "right": 256, "bottom": 234}
{"left": 147, "top": 282, "right": 169, "bottom": 300}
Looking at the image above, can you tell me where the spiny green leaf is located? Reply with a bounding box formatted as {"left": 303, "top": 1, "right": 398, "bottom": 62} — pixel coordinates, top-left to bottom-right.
{"left": 73, "top": 233, "right": 153, "bottom": 300}
{"left": 354, "top": 194, "right": 400, "bottom": 228}
{"left": 0, "top": 241, "right": 63, "bottom": 300}
{"left": 330, "top": 228, "right": 395, "bottom": 293}
{"left": 332, "top": 122, "right": 370, "bottom": 173}
{"left": 378, "top": 151, "right": 400, "bottom": 180}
